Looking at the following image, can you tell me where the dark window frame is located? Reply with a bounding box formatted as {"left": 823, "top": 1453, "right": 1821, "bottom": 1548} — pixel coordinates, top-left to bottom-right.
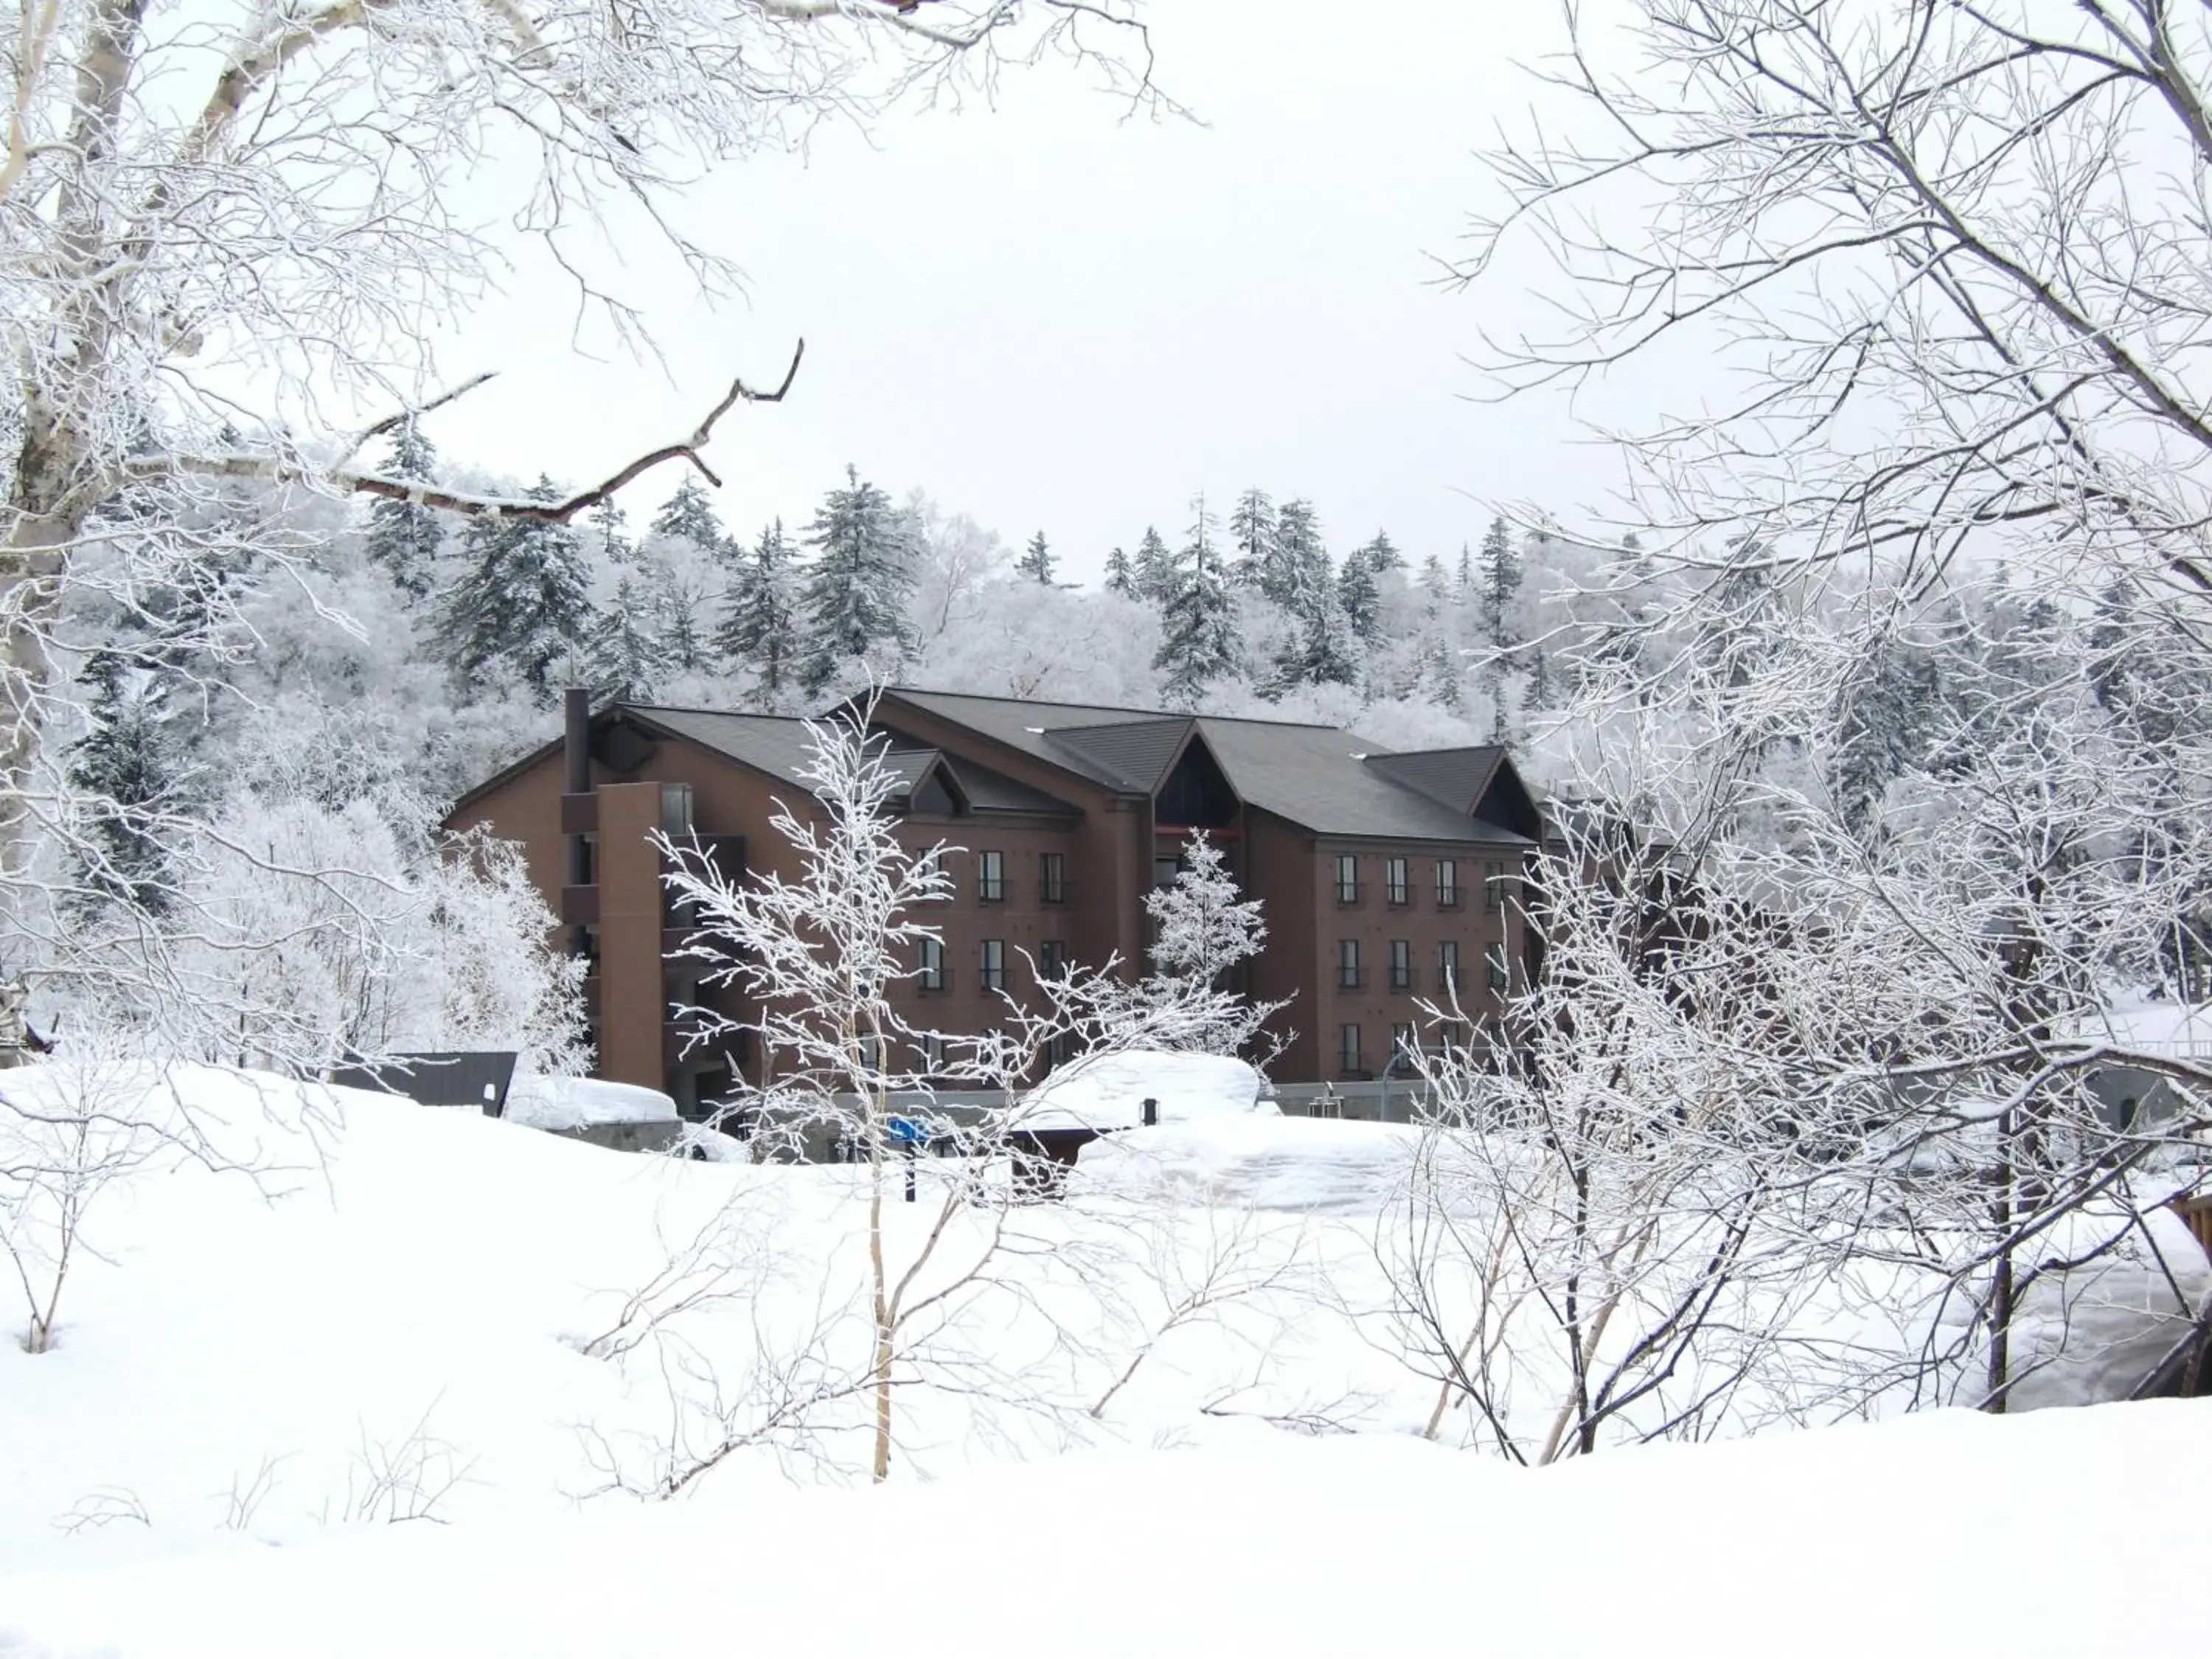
{"left": 1334, "top": 853, "right": 1360, "bottom": 905}
{"left": 1436, "top": 858, "right": 1461, "bottom": 909}
{"left": 1438, "top": 939, "right": 1462, "bottom": 992}
{"left": 981, "top": 938, "right": 1008, "bottom": 993}
{"left": 1388, "top": 939, "right": 1413, "bottom": 992}
{"left": 978, "top": 849, "right": 1007, "bottom": 904}
{"left": 1040, "top": 851, "right": 1068, "bottom": 906}
{"left": 917, "top": 936, "right": 947, "bottom": 992}
{"left": 1484, "top": 859, "right": 1507, "bottom": 913}
{"left": 1385, "top": 856, "right": 1410, "bottom": 906}
{"left": 1338, "top": 1022, "right": 1363, "bottom": 1077}
{"left": 1336, "top": 938, "right": 1363, "bottom": 990}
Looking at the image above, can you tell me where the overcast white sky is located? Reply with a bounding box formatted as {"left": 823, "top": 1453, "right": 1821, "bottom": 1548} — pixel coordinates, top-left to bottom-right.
{"left": 422, "top": 4, "right": 1612, "bottom": 582}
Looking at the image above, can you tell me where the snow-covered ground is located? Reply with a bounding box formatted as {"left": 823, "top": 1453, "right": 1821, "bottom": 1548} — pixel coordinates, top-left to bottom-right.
{"left": 0, "top": 1062, "right": 2205, "bottom": 1657}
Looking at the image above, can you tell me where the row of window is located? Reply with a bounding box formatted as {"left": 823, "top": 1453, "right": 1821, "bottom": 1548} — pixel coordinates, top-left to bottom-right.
{"left": 916, "top": 849, "right": 1068, "bottom": 905}
{"left": 915, "top": 936, "right": 1065, "bottom": 993}
{"left": 1333, "top": 938, "right": 1510, "bottom": 993}
{"left": 1334, "top": 855, "right": 1516, "bottom": 910}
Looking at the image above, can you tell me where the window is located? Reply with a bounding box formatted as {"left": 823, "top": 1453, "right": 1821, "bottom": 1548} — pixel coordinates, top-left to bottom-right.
{"left": 1388, "top": 939, "right": 1412, "bottom": 992}
{"left": 1154, "top": 856, "right": 1184, "bottom": 890}
{"left": 919, "top": 1033, "right": 947, "bottom": 1076}
{"left": 1486, "top": 942, "right": 1511, "bottom": 992}
{"left": 917, "top": 936, "right": 947, "bottom": 992}
{"left": 916, "top": 845, "right": 950, "bottom": 900}
{"left": 1338, "top": 1023, "right": 1363, "bottom": 1076}
{"left": 1385, "top": 857, "right": 1409, "bottom": 905}
{"left": 1046, "top": 1031, "right": 1075, "bottom": 1069}
{"left": 1335, "top": 854, "right": 1360, "bottom": 904}
{"left": 1040, "top": 939, "right": 1068, "bottom": 979}
{"left": 1484, "top": 859, "right": 1507, "bottom": 913}
{"left": 1436, "top": 859, "right": 1461, "bottom": 908}
{"left": 1040, "top": 852, "right": 1068, "bottom": 905}
{"left": 1391, "top": 1021, "right": 1419, "bottom": 1064}
{"left": 978, "top": 849, "right": 1006, "bottom": 902}
{"left": 1336, "top": 938, "right": 1363, "bottom": 990}
{"left": 1438, "top": 940, "right": 1461, "bottom": 992}
{"left": 981, "top": 939, "right": 1007, "bottom": 993}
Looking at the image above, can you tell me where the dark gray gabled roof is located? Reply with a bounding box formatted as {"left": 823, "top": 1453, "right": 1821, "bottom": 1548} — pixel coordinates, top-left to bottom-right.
{"left": 1362, "top": 748, "right": 1505, "bottom": 816}
{"left": 1046, "top": 718, "right": 1194, "bottom": 791}
{"left": 627, "top": 706, "right": 820, "bottom": 789}
{"left": 880, "top": 687, "right": 1537, "bottom": 846}
{"left": 934, "top": 755, "right": 1082, "bottom": 818}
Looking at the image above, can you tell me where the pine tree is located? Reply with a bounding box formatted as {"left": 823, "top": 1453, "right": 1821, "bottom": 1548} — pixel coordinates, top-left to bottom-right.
{"left": 68, "top": 651, "right": 187, "bottom": 914}
{"left": 1018, "top": 529, "right": 1057, "bottom": 585}
{"left": 1228, "top": 488, "right": 1276, "bottom": 588}
{"left": 718, "top": 518, "right": 799, "bottom": 695}
{"left": 1338, "top": 549, "right": 1382, "bottom": 643}
{"left": 655, "top": 580, "right": 710, "bottom": 675}
{"left": 360, "top": 420, "right": 442, "bottom": 600}
{"left": 1293, "top": 582, "right": 1359, "bottom": 686}
{"left": 586, "top": 495, "right": 633, "bottom": 569}
{"left": 1480, "top": 516, "right": 1522, "bottom": 652}
{"left": 1455, "top": 540, "right": 1475, "bottom": 599}
{"left": 1268, "top": 499, "right": 1325, "bottom": 608}
{"left": 588, "top": 577, "right": 660, "bottom": 701}
{"left": 1103, "top": 546, "right": 1136, "bottom": 597}
{"left": 1419, "top": 552, "right": 1452, "bottom": 611}
{"left": 434, "top": 476, "right": 595, "bottom": 700}
{"left": 1526, "top": 648, "right": 1555, "bottom": 712}
{"left": 1133, "top": 525, "right": 1178, "bottom": 603}
{"left": 797, "top": 465, "right": 916, "bottom": 697}
{"left": 1354, "top": 529, "right": 1403, "bottom": 574}
{"left": 651, "top": 475, "right": 726, "bottom": 554}
{"left": 1153, "top": 495, "right": 1240, "bottom": 703}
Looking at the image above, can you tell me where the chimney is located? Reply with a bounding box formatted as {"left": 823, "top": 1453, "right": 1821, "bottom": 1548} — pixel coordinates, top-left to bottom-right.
{"left": 564, "top": 688, "right": 593, "bottom": 953}
{"left": 1141, "top": 1096, "right": 1158, "bottom": 1127}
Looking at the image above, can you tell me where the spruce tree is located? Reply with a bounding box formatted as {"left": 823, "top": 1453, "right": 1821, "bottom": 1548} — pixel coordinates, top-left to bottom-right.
{"left": 434, "top": 476, "right": 595, "bottom": 700}
{"left": 67, "top": 651, "right": 185, "bottom": 915}
{"left": 1133, "top": 525, "right": 1178, "bottom": 603}
{"left": 1018, "top": 529, "right": 1057, "bottom": 585}
{"left": 1338, "top": 548, "right": 1382, "bottom": 643}
{"left": 360, "top": 420, "right": 442, "bottom": 600}
{"left": 655, "top": 579, "right": 710, "bottom": 675}
{"left": 1480, "top": 516, "right": 1523, "bottom": 651}
{"left": 1455, "top": 540, "right": 1474, "bottom": 599}
{"left": 718, "top": 518, "right": 799, "bottom": 695}
{"left": 1103, "top": 546, "right": 1136, "bottom": 597}
{"left": 586, "top": 495, "right": 633, "bottom": 569}
{"left": 1153, "top": 495, "right": 1241, "bottom": 703}
{"left": 651, "top": 475, "right": 726, "bottom": 554}
{"left": 588, "top": 577, "right": 660, "bottom": 701}
{"left": 1228, "top": 488, "right": 1276, "bottom": 588}
{"left": 1268, "top": 498, "right": 1325, "bottom": 608}
{"left": 797, "top": 465, "right": 916, "bottom": 697}
{"left": 1354, "top": 529, "right": 1403, "bottom": 574}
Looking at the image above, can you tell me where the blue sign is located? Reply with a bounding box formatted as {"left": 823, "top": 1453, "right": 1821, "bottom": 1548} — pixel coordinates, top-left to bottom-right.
{"left": 886, "top": 1115, "right": 929, "bottom": 1145}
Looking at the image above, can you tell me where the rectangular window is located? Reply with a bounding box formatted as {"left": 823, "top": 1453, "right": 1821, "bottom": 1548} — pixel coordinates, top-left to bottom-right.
{"left": 1438, "top": 940, "right": 1461, "bottom": 992}
{"left": 1391, "top": 1021, "right": 1419, "bottom": 1064}
{"left": 1154, "top": 856, "right": 1183, "bottom": 890}
{"left": 1336, "top": 938, "right": 1363, "bottom": 990}
{"left": 1040, "top": 852, "right": 1068, "bottom": 905}
{"left": 1335, "top": 854, "right": 1360, "bottom": 904}
{"left": 916, "top": 845, "right": 950, "bottom": 900}
{"left": 920, "top": 1033, "right": 947, "bottom": 1076}
{"left": 978, "top": 849, "right": 1006, "bottom": 903}
{"left": 1436, "top": 859, "right": 1461, "bottom": 908}
{"left": 981, "top": 939, "right": 1007, "bottom": 993}
{"left": 1040, "top": 939, "right": 1068, "bottom": 979}
{"left": 1487, "top": 942, "right": 1511, "bottom": 992}
{"left": 917, "top": 936, "right": 947, "bottom": 992}
{"left": 1484, "top": 860, "right": 1506, "bottom": 913}
{"left": 1385, "top": 857, "right": 1409, "bottom": 906}
{"left": 1388, "top": 939, "right": 1412, "bottom": 992}
{"left": 1338, "top": 1023, "right": 1363, "bottom": 1077}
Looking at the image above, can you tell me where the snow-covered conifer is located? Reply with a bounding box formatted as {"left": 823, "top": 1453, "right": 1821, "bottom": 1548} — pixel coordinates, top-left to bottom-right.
{"left": 1479, "top": 517, "right": 1522, "bottom": 653}
{"left": 66, "top": 653, "right": 189, "bottom": 916}
{"left": 1337, "top": 546, "right": 1382, "bottom": 643}
{"left": 1153, "top": 497, "right": 1241, "bottom": 704}
{"left": 796, "top": 466, "right": 916, "bottom": 697}
{"left": 1103, "top": 546, "right": 1136, "bottom": 597}
{"left": 650, "top": 476, "right": 727, "bottom": 557}
{"left": 588, "top": 577, "right": 661, "bottom": 701}
{"left": 1268, "top": 499, "right": 1326, "bottom": 608}
{"left": 1228, "top": 488, "right": 1276, "bottom": 588}
{"left": 1017, "top": 530, "right": 1056, "bottom": 585}
{"left": 434, "top": 477, "right": 595, "bottom": 701}
{"left": 719, "top": 519, "right": 799, "bottom": 696}
{"left": 1133, "top": 525, "right": 1178, "bottom": 604}
{"left": 358, "top": 422, "right": 442, "bottom": 602}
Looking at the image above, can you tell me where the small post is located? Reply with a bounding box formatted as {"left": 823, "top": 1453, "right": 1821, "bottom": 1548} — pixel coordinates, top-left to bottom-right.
{"left": 1141, "top": 1096, "right": 1158, "bottom": 1127}
{"left": 905, "top": 1137, "right": 918, "bottom": 1203}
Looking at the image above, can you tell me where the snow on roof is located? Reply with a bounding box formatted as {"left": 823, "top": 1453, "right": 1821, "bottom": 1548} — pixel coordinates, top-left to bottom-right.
{"left": 2073, "top": 999, "right": 2212, "bottom": 1058}
{"left": 1006, "top": 1050, "right": 1272, "bottom": 1134}
{"left": 503, "top": 1075, "right": 679, "bottom": 1133}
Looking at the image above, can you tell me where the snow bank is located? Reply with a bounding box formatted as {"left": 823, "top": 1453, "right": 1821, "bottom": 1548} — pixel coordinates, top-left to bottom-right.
{"left": 1008, "top": 1050, "right": 1271, "bottom": 1133}
{"left": 1073, "top": 1113, "right": 1422, "bottom": 1214}
{"left": 502, "top": 1074, "right": 678, "bottom": 1132}
{"left": 4, "top": 1401, "right": 2209, "bottom": 1658}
